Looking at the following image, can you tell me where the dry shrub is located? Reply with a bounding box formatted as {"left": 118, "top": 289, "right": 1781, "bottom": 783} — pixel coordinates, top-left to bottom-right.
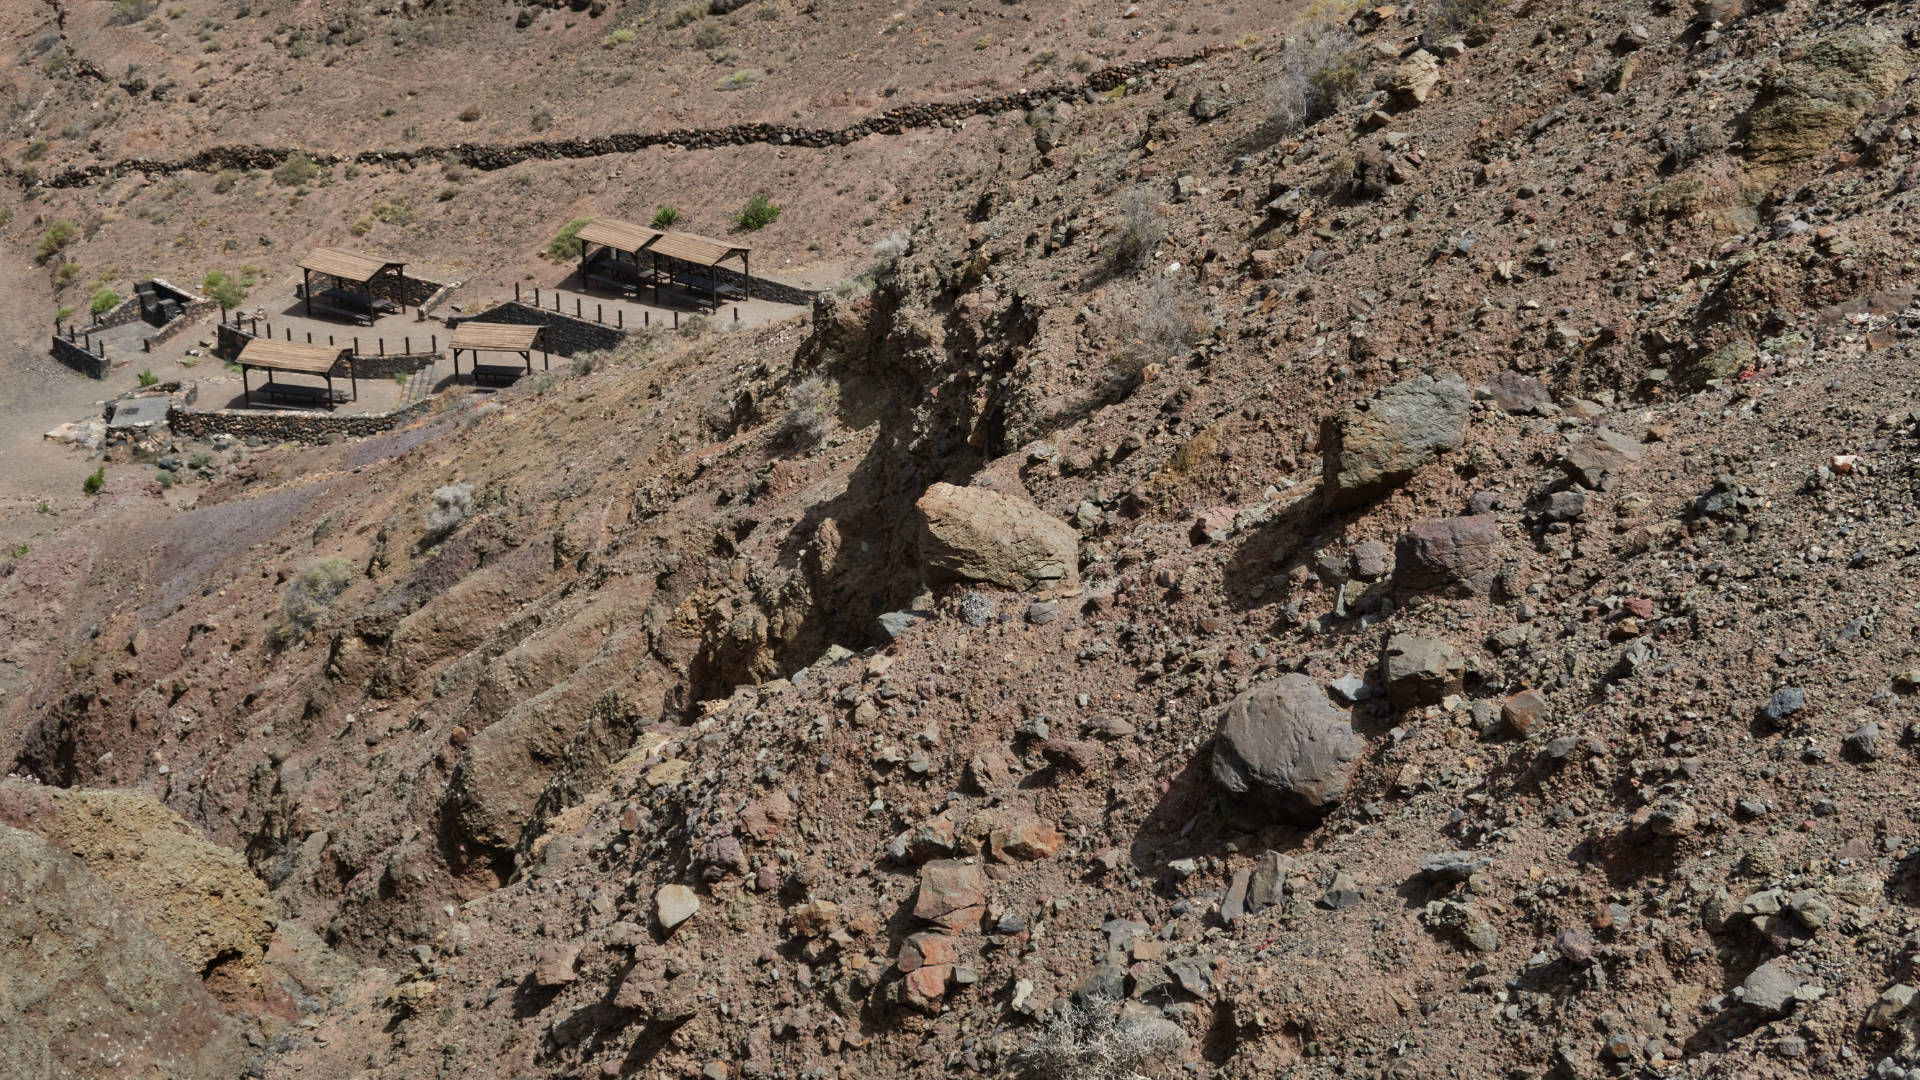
{"left": 1110, "top": 275, "right": 1205, "bottom": 378}
{"left": 1261, "top": 22, "right": 1363, "bottom": 137}
{"left": 1109, "top": 187, "right": 1165, "bottom": 272}
{"left": 422, "top": 483, "right": 473, "bottom": 545}
{"left": 1015, "top": 1001, "right": 1188, "bottom": 1080}
{"left": 270, "top": 558, "right": 352, "bottom": 647}
{"left": 779, "top": 374, "right": 839, "bottom": 449}
{"left": 1425, "top": 0, "right": 1506, "bottom": 41}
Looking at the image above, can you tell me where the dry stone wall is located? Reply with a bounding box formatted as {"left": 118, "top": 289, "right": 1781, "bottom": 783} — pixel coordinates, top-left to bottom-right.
{"left": 29, "top": 50, "right": 1221, "bottom": 189}
{"left": 168, "top": 398, "right": 430, "bottom": 442}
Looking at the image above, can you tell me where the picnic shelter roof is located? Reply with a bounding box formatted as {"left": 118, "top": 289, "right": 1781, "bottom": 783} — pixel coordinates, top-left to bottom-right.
{"left": 646, "top": 230, "right": 749, "bottom": 267}
{"left": 577, "top": 219, "right": 662, "bottom": 255}
{"left": 299, "top": 247, "right": 405, "bottom": 284}
{"left": 449, "top": 322, "right": 543, "bottom": 352}
{"left": 237, "top": 339, "right": 353, "bottom": 375}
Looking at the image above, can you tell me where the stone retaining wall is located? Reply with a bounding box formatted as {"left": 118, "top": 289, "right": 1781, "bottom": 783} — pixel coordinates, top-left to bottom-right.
{"left": 448, "top": 303, "right": 627, "bottom": 357}
{"left": 350, "top": 351, "right": 439, "bottom": 379}
{"left": 34, "top": 50, "right": 1221, "bottom": 188}
{"left": 52, "top": 335, "right": 109, "bottom": 379}
{"left": 168, "top": 398, "right": 431, "bottom": 442}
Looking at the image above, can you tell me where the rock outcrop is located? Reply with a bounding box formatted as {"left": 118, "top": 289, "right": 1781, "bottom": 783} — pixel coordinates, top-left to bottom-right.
{"left": 0, "top": 823, "right": 250, "bottom": 1080}
{"left": 0, "top": 782, "right": 277, "bottom": 1010}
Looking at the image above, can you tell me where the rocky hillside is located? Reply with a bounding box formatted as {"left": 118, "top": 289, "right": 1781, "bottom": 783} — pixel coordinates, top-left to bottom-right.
{"left": 6, "top": 0, "right": 1920, "bottom": 1077}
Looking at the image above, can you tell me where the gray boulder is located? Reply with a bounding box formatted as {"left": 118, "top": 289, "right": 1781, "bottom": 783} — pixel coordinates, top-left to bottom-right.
{"left": 1211, "top": 674, "right": 1363, "bottom": 828}
{"left": 1322, "top": 372, "right": 1471, "bottom": 511}
{"left": 1393, "top": 514, "right": 1502, "bottom": 597}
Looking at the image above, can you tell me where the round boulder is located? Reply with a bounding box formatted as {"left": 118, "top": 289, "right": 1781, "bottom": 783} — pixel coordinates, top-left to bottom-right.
{"left": 1211, "top": 674, "right": 1363, "bottom": 828}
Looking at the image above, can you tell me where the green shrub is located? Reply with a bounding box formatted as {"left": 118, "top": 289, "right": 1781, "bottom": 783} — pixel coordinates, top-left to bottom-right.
{"left": 271, "top": 150, "right": 319, "bottom": 187}
{"left": 23, "top": 139, "right": 49, "bottom": 162}
{"left": 37, "top": 219, "right": 78, "bottom": 260}
{"left": 90, "top": 288, "right": 121, "bottom": 315}
{"left": 692, "top": 22, "right": 727, "bottom": 48}
{"left": 734, "top": 192, "right": 780, "bottom": 231}
{"left": 548, "top": 216, "right": 592, "bottom": 260}
{"left": 652, "top": 205, "right": 681, "bottom": 228}
{"left": 721, "top": 68, "right": 761, "bottom": 90}
{"left": 155, "top": 469, "right": 175, "bottom": 488}
{"left": 82, "top": 466, "right": 105, "bottom": 496}
{"left": 269, "top": 557, "right": 353, "bottom": 647}
{"left": 137, "top": 368, "right": 158, "bottom": 387}
{"left": 669, "top": 5, "right": 703, "bottom": 27}
{"left": 601, "top": 27, "right": 635, "bottom": 47}
{"left": 201, "top": 269, "right": 247, "bottom": 309}
{"left": 55, "top": 262, "right": 81, "bottom": 287}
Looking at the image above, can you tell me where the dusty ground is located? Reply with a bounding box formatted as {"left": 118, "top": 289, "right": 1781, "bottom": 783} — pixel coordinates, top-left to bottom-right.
{"left": 6, "top": 0, "right": 1920, "bottom": 1078}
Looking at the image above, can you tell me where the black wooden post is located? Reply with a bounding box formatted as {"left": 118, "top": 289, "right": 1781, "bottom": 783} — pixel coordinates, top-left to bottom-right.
{"left": 303, "top": 268, "right": 312, "bottom": 317}
{"left": 574, "top": 297, "right": 581, "bottom": 318}
{"left": 597, "top": 304, "right": 603, "bottom": 324}
{"left": 405, "top": 336, "right": 410, "bottom": 354}
{"left": 515, "top": 281, "right": 521, "bottom": 301}
{"left": 617, "top": 310, "right": 623, "bottom": 329}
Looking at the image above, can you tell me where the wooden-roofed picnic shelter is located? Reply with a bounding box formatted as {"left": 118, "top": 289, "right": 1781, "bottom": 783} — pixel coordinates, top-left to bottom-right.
{"left": 299, "top": 247, "right": 406, "bottom": 325}
{"left": 235, "top": 339, "right": 356, "bottom": 410}
{"left": 645, "top": 230, "right": 751, "bottom": 311}
{"left": 572, "top": 218, "right": 752, "bottom": 311}
{"left": 576, "top": 218, "right": 662, "bottom": 293}
{"left": 449, "top": 322, "right": 548, "bottom": 386}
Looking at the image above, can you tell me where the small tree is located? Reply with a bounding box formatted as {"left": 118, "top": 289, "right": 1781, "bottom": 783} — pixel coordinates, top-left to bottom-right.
{"left": 82, "top": 466, "right": 105, "bottom": 496}
{"left": 735, "top": 192, "right": 780, "bottom": 231}
{"left": 137, "top": 369, "right": 159, "bottom": 387}
{"left": 548, "top": 217, "right": 592, "bottom": 260}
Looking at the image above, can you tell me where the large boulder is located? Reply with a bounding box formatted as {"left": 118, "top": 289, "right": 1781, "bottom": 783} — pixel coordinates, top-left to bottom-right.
{"left": 0, "top": 823, "right": 249, "bottom": 1079}
{"left": 1746, "top": 28, "right": 1908, "bottom": 175}
{"left": 1211, "top": 674, "right": 1363, "bottom": 828}
{"left": 1322, "top": 372, "right": 1471, "bottom": 511}
{"left": 916, "top": 482, "right": 1080, "bottom": 594}
{"left": 1393, "top": 514, "right": 1502, "bottom": 597}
